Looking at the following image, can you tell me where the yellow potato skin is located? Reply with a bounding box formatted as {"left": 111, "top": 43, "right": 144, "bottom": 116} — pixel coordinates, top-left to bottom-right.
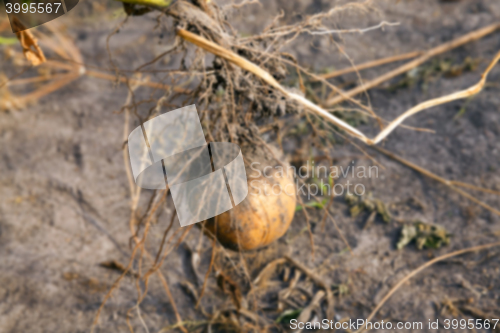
{"left": 206, "top": 171, "right": 296, "bottom": 251}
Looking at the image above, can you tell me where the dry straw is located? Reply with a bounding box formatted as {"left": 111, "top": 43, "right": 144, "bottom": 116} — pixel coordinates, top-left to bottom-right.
{"left": 354, "top": 241, "right": 500, "bottom": 333}
{"left": 176, "top": 27, "right": 500, "bottom": 145}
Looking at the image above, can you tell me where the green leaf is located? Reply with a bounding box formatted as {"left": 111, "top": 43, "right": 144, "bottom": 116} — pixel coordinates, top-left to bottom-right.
{"left": 397, "top": 221, "right": 451, "bottom": 250}
{"left": 332, "top": 283, "right": 349, "bottom": 296}
{"left": 375, "top": 199, "right": 391, "bottom": 223}
{"left": 296, "top": 198, "right": 328, "bottom": 211}
{"left": 0, "top": 37, "right": 18, "bottom": 46}
{"left": 115, "top": 0, "right": 171, "bottom": 7}
{"left": 345, "top": 193, "right": 391, "bottom": 222}
{"left": 276, "top": 308, "right": 302, "bottom": 323}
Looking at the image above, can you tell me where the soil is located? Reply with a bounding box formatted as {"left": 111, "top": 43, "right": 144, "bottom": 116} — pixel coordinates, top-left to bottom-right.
{"left": 1, "top": 0, "right": 500, "bottom": 332}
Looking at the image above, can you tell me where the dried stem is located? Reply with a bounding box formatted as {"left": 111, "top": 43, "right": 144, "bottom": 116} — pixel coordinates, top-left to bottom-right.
{"left": 371, "top": 50, "right": 500, "bottom": 144}
{"left": 325, "top": 22, "right": 500, "bottom": 106}
{"left": 196, "top": 231, "right": 217, "bottom": 308}
{"left": 85, "top": 69, "right": 190, "bottom": 94}
{"left": 373, "top": 146, "right": 500, "bottom": 217}
{"left": 284, "top": 255, "right": 335, "bottom": 319}
{"left": 116, "top": 0, "right": 172, "bottom": 8}
{"left": 317, "top": 50, "right": 422, "bottom": 80}
{"left": 177, "top": 28, "right": 500, "bottom": 145}
{"left": 356, "top": 241, "right": 500, "bottom": 333}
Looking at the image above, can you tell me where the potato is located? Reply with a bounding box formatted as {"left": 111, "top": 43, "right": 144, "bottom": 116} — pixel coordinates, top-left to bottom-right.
{"left": 205, "top": 159, "right": 296, "bottom": 251}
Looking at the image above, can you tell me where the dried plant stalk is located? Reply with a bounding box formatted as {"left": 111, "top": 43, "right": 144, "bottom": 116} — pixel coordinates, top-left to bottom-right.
{"left": 317, "top": 50, "right": 422, "bottom": 80}
{"left": 373, "top": 146, "right": 500, "bottom": 217}
{"left": 370, "top": 50, "right": 500, "bottom": 144}
{"left": 325, "top": 22, "right": 500, "bottom": 106}
{"left": 14, "top": 20, "right": 46, "bottom": 66}
{"left": 177, "top": 28, "right": 500, "bottom": 145}
{"left": 118, "top": 0, "right": 171, "bottom": 7}
{"left": 355, "top": 241, "right": 500, "bottom": 333}
{"left": 177, "top": 28, "right": 367, "bottom": 140}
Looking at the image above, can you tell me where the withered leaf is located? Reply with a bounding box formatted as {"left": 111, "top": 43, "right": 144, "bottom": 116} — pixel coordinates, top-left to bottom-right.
{"left": 13, "top": 18, "right": 46, "bottom": 66}
{"left": 397, "top": 221, "right": 451, "bottom": 250}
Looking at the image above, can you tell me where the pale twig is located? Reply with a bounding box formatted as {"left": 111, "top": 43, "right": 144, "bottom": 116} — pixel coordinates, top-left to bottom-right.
{"left": 295, "top": 192, "right": 316, "bottom": 258}
{"left": 120, "top": 83, "right": 144, "bottom": 236}
{"left": 155, "top": 268, "right": 188, "bottom": 333}
{"left": 85, "top": 69, "right": 189, "bottom": 93}
{"left": 326, "top": 210, "right": 353, "bottom": 254}
{"left": 318, "top": 50, "right": 422, "bottom": 80}
{"left": 373, "top": 146, "right": 500, "bottom": 217}
{"left": 332, "top": 106, "right": 434, "bottom": 133}
{"left": 294, "top": 290, "right": 325, "bottom": 333}
{"left": 227, "top": 0, "right": 261, "bottom": 9}
{"left": 45, "top": 22, "right": 84, "bottom": 64}
{"left": 355, "top": 241, "right": 500, "bottom": 333}
{"left": 239, "top": 1, "right": 373, "bottom": 42}
{"left": 177, "top": 28, "right": 500, "bottom": 145}
{"left": 115, "top": 0, "right": 172, "bottom": 8}
{"left": 136, "top": 305, "right": 150, "bottom": 333}
{"left": 91, "top": 241, "right": 141, "bottom": 333}
{"left": 177, "top": 28, "right": 367, "bottom": 141}
{"left": 325, "top": 22, "right": 500, "bottom": 106}
{"left": 284, "top": 255, "right": 335, "bottom": 319}
{"left": 252, "top": 258, "right": 286, "bottom": 285}
{"left": 2, "top": 24, "right": 188, "bottom": 113}
{"left": 371, "top": 50, "right": 500, "bottom": 144}
{"left": 7, "top": 73, "right": 69, "bottom": 86}
{"left": 122, "top": 90, "right": 137, "bottom": 200}
{"left": 449, "top": 181, "right": 500, "bottom": 196}
{"left": 16, "top": 72, "right": 80, "bottom": 104}
{"left": 0, "top": 66, "right": 33, "bottom": 89}
{"left": 195, "top": 228, "right": 216, "bottom": 308}
{"left": 308, "top": 21, "right": 399, "bottom": 35}
{"left": 113, "top": 83, "right": 188, "bottom": 333}
{"left": 131, "top": 193, "right": 189, "bottom": 333}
